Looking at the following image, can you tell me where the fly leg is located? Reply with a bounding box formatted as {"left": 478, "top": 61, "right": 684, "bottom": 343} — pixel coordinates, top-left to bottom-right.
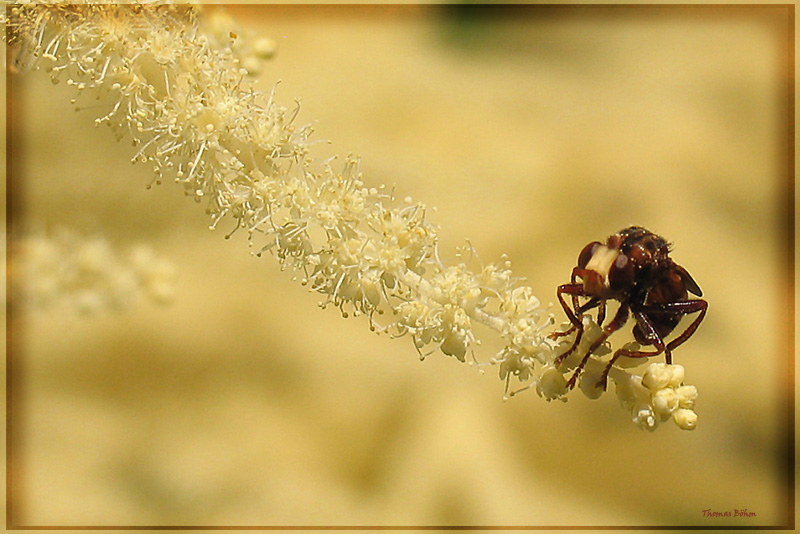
{"left": 594, "top": 299, "right": 706, "bottom": 390}
{"left": 552, "top": 283, "right": 603, "bottom": 367}
{"left": 565, "top": 303, "right": 629, "bottom": 389}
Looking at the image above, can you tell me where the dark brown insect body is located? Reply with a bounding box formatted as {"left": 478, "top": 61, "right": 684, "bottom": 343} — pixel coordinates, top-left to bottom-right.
{"left": 553, "top": 226, "right": 707, "bottom": 390}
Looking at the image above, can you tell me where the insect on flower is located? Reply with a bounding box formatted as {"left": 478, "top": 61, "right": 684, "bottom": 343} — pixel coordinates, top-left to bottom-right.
{"left": 552, "top": 226, "right": 707, "bottom": 390}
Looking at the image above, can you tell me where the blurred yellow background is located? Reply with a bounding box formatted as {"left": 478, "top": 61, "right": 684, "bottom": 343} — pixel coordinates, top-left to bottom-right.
{"left": 7, "top": 4, "right": 793, "bottom": 527}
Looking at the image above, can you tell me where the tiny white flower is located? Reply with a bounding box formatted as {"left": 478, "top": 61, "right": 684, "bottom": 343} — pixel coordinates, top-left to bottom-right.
{"left": 633, "top": 404, "right": 659, "bottom": 432}
{"left": 577, "top": 358, "right": 606, "bottom": 400}
{"left": 535, "top": 365, "right": 568, "bottom": 401}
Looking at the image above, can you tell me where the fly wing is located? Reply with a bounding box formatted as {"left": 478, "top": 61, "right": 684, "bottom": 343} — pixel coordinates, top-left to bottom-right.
{"left": 675, "top": 264, "right": 702, "bottom": 297}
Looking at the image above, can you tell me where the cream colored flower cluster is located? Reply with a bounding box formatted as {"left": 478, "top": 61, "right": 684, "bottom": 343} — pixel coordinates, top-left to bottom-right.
{"left": 5, "top": 2, "right": 699, "bottom": 430}
{"left": 14, "top": 229, "right": 175, "bottom": 315}
{"left": 6, "top": 2, "right": 553, "bottom": 379}
{"left": 536, "top": 317, "right": 699, "bottom": 431}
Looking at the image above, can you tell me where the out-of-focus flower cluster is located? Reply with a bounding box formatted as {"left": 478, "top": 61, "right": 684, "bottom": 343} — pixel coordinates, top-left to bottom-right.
{"left": 13, "top": 229, "right": 175, "bottom": 315}
{"left": 4, "top": 1, "right": 699, "bottom": 430}
{"left": 201, "top": 8, "right": 277, "bottom": 76}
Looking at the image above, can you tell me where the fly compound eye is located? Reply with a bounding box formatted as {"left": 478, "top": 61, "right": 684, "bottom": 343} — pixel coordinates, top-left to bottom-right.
{"left": 578, "top": 241, "right": 602, "bottom": 269}
{"left": 608, "top": 253, "right": 634, "bottom": 291}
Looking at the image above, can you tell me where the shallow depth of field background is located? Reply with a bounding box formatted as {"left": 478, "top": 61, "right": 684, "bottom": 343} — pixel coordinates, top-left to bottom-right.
{"left": 8, "top": 5, "right": 792, "bottom": 527}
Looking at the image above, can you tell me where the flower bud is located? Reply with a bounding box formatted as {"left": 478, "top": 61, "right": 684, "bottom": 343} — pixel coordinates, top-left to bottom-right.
{"left": 536, "top": 366, "right": 568, "bottom": 401}
{"left": 675, "top": 385, "right": 698, "bottom": 410}
{"left": 673, "top": 408, "right": 698, "bottom": 430}
{"left": 651, "top": 388, "right": 679, "bottom": 415}
{"left": 642, "top": 362, "right": 672, "bottom": 390}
